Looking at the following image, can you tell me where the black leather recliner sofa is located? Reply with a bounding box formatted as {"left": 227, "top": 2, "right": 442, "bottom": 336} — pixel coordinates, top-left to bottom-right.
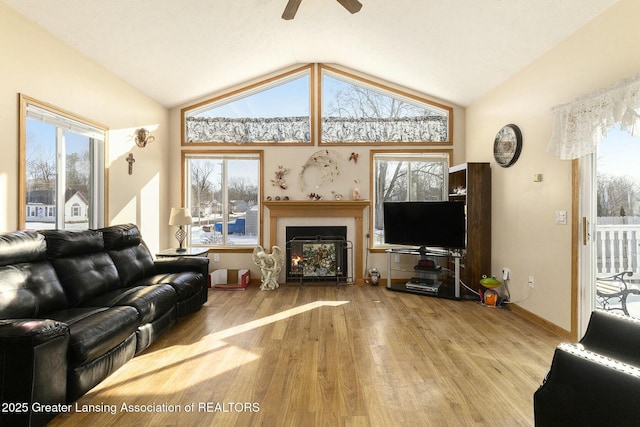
{"left": 0, "top": 224, "right": 209, "bottom": 427}
{"left": 534, "top": 309, "right": 640, "bottom": 426}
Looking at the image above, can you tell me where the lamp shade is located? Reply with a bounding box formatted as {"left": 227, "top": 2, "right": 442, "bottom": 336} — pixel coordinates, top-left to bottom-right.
{"left": 169, "top": 208, "right": 193, "bottom": 226}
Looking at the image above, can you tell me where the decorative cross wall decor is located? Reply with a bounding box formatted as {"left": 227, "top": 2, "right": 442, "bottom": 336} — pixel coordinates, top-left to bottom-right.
{"left": 126, "top": 153, "right": 136, "bottom": 175}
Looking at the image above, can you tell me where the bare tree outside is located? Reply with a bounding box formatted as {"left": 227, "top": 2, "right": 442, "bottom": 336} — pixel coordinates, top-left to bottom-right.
{"left": 322, "top": 73, "right": 449, "bottom": 143}
{"left": 326, "top": 83, "right": 429, "bottom": 119}
{"left": 26, "top": 157, "right": 56, "bottom": 192}
{"left": 190, "top": 161, "right": 217, "bottom": 225}
{"left": 228, "top": 176, "right": 258, "bottom": 212}
{"left": 597, "top": 173, "right": 640, "bottom": 218}
{"left": 373, "top": 160, "right": 445, "bottom": 230}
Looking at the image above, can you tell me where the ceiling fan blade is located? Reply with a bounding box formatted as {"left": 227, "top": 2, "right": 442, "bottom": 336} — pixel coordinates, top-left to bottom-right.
{"left": 336, "top": 0, "right": 363, "bottom": 14}
{"left": 282, "top": 0, "right": 303, "bottom": 20}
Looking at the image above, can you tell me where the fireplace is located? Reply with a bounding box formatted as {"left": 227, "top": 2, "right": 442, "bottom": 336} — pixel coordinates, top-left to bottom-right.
{"left": 286, "top": 226, "right": 349, "bottom": 283}
{"left": 263, "top": 200, "right": 369, "bottom": 283}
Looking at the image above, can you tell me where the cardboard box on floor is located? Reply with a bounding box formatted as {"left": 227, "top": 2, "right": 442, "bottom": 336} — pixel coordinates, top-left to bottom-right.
{"left": 210, "top": 269, "right": 250, "bottom": 290}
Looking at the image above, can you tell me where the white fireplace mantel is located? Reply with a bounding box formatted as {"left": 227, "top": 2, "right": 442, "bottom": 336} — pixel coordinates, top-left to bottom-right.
{"left": 264, "top": 200, "right": 370, "bottom": 283}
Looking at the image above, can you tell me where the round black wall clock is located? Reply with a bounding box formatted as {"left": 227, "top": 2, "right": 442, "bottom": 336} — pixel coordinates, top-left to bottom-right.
{"left": 493, "top": 124, "right": 522, "bottom": 168}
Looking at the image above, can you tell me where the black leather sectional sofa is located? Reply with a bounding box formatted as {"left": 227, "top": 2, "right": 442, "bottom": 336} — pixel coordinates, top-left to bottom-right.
{"left": 534, "top": 309, "right": 640, "bottom": 426}
{"left": 0, "top": 224, "right": 209, "bottom": 427}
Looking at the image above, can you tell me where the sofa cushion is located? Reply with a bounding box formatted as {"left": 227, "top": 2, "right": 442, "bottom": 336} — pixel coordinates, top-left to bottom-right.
{"left": 99, "top": 223, "right": 142, "bottom": 250}
{"left": 42, "top": 229, "right": 105, "bottom": 258}
{"left": 138, "top": 272, "right": 205, "bottom": 301}
{"left": 48, "top": 252, "right": 121, "bottom": 307}
{"left": 67, "top": 333, "right": 136, "bottom": 403}
{"left": 0, "top": 231, "right": 69, "bottom": 318}
{"left": 107, "top": 246, "right": 156, "bottom": 288}
{"left": 41, "top": 229, "right": 122, "bottom": 306}
{"left": 0, "top": 231, "right": 47, "bottom": 266}
{"left": 99, "top": 224, "right": 156, "bottom": 287}
{"left": 80, "top": 285, "right": 177, "bottom": 324}
{"left": 0, "top": 262, "right": 68, "bottom": 318}
{"left": 46, "top": 306, "right": 139, "bottom": 366}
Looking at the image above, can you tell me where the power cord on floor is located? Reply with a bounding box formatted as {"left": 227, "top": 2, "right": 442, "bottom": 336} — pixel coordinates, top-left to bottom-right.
{"left": 501, "top": 278, "right": 532, "bottom": 304}
{"left": 463, "top": 277, "right": 531, "bottom": 305}
{"left": 460, "top": 279, "right": 480, "bottom": 297}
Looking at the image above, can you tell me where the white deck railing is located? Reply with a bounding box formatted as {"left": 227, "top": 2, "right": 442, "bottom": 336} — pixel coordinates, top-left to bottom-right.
{"left": 596, "top": 224, "right": 640, "bottom": 275}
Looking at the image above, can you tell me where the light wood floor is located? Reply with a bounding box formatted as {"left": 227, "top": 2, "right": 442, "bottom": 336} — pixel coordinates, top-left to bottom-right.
{"left": 48, "top": 284, "right": 563, "bottom": 427}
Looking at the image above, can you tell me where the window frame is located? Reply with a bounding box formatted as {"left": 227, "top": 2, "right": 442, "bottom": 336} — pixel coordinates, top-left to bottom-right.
{"left": 181, "top": 150, "right": 263, "bottom": 251}
{"left": 181, "top": 64, "right": 315, "bottom": 146}
{"left": 369, "top": 149, "right": 453, "bottom": 251}
{"left": 19, "top": 94, "right": 108, "bottom": 231}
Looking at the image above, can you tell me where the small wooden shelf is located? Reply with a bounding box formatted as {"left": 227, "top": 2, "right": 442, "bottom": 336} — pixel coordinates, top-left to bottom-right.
{"left": 448, "top": 162, "right": 491, "bottom": 291}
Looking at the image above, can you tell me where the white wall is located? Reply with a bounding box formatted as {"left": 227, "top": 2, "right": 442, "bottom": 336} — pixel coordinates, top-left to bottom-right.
{"left": 0, "top": 4, "right": 170, "bottom": 252}
{"left": 465, "top": 0, "right": 640, "bottom": 332}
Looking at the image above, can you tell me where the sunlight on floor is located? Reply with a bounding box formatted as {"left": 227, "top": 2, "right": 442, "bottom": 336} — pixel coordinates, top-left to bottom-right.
{"left": 102, "top": 300, "right": 351, "bottom": 395}
{"left": 203, "top": 300, "right": 351, "bottom": 342}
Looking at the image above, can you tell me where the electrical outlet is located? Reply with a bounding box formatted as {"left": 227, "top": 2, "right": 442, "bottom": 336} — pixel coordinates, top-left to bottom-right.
{"left": 213, "top": 253, "right": 220, "bottom": 262}
{"left": 555, "top": 210, "right": 567, "bottom": 225}
{"left": 394, "top": 254, "right": 400, "bottom": 263}
{"left": 502, "top": 268, "right": 510, "bottom": 280}
{"left": 528, "top": 276, "right": 534, "bottom": 288}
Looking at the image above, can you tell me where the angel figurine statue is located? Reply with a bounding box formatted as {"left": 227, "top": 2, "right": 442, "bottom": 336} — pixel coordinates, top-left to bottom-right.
{"left": 252, "top": 245, "right": 285, "bottom": 290}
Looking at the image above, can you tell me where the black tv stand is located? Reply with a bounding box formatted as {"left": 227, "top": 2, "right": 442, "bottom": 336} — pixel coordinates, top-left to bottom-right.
{"left": 385, "top": 247, "right": 461, "bottom": 299}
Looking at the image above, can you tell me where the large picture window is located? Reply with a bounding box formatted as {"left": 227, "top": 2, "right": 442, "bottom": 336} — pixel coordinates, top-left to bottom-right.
{"left": 20, "top": 95, "right": 106, "bottom": 230}
{"left": 183, "top": 151, "right": 262, "bottom": 247}
{"left": 371, "top": 150, "right": 451, "bottom": 247}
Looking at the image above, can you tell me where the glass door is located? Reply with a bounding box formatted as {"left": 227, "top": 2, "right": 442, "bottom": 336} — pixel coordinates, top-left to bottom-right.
{"left": 594, "top": 126, "right": 640, "bottom": 317}
{"left": 581, "top": 125, "right": 640, "bottom": 333}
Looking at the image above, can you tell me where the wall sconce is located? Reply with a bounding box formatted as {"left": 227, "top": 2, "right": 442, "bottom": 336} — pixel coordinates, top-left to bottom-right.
{"left": 134, "top": 128, "right": 155, "bottom": 148}
{"left": 169, "top": 207, "right": 192, "bottom": 251}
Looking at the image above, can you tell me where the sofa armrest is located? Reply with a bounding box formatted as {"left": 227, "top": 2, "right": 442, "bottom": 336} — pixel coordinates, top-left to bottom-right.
{"left": 154, "top": 256, "right": 209, "bottom": 277}
{"left": 534, "top": 343, "right": 640, "bottom": 426}
{"left": 0, "top": 319, "right": 70, "bottom": 426}
{"left": 579, "top": 309, "right": 640, "bottom": 365}
{"left": 0, "top": 318, "right": 69, "bottom": 344}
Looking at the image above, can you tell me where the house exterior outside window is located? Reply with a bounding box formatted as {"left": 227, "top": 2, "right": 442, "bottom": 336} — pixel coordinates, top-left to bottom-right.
{"left": 183, "top": 151, "right": 262, "bottom": 247}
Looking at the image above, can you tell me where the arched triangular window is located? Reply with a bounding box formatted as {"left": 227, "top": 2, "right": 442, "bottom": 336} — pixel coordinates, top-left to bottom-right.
{"left": 183, "top": 65, "right": 313, "bottom": 144}
{"left": 320, "top": 65, "right": 451, "bottom": 144}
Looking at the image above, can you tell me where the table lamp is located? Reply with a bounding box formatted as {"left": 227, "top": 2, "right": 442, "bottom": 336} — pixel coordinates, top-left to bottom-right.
{"left": 169, "top": 207, "right": 192, "bottom": 251}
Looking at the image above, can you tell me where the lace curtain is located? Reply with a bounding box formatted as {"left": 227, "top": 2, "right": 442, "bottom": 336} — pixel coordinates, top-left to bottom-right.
{"left": 548, "top": 75, "right": 640, "bottom": 160}
{"left": 186, "top": 115, "right": 449, "bottom": 144}
{"left": 321, "top": 116, "right": 448, "bottom": 143}
{"left": 185, "top": 117, "right": 311, "bottom": 143}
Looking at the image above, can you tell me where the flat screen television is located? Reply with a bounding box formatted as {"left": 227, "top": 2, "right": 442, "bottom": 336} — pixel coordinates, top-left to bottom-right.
{"left": 383, "top": 201, "right": 466, "bottom": 250}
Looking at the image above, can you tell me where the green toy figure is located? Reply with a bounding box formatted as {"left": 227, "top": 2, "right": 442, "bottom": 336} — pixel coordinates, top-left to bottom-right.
{"left": 479, "top": 275, "right": 501, "bottom": 306}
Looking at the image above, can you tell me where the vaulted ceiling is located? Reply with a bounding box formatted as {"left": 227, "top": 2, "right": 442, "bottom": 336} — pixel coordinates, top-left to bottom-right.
{"left": 1, "top": 0, "right": 620, "bottom": 108}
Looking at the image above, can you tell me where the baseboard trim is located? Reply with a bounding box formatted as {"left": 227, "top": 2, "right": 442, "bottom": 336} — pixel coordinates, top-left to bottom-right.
{"left": 510, "top": 304, "right": 573, "bottom": 340}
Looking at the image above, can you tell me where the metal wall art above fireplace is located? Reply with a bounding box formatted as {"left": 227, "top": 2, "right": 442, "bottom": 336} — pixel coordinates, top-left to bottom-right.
{"left": 286, "top": 226, "right": 352, "bottom": 284}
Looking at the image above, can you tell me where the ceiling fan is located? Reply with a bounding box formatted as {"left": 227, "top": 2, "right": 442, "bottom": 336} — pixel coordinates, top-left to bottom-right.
{"left": 282, "top": 0, "right": 363, "bottom": 20}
